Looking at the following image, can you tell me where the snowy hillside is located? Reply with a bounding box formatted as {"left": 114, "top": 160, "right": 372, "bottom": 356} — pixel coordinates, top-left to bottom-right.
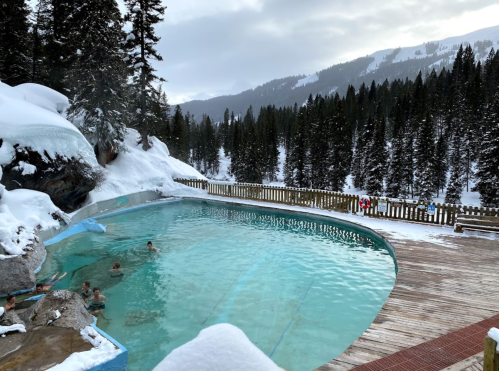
{"left": 180, "top": 25, "right": 499, "bottom": 121}
{"left": 365, "top": 25, "right": 499, "bottom": 74}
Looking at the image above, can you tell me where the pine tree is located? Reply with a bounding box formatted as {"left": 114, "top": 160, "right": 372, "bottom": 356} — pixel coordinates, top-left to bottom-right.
{"left": 0, "top": 0, "right": 32, "bottom": 85}
{"left": 475, "top": 90, "right": 499, "bottom": 207}
{"left": 385, "top": 102, "right": 406, "bottom": 198}
{"left": 67, "top": 0, "right": 128, "bottom": 167}
{"left": 170, "top": 105, "right": 189, "bottom": 162}
{"left": 433, "top": 133, "right": 448, "bottom": 198}
{"left": 124, "top": 0, "right": 166, "bottom": 151}
{"left": 221, "top": 108, "right": 230, "bottom": 156}
{"left": 364, "top": 110, "right": 388, "bottom": 196}
{"left": 284, "top": 107, "right": 310, "bottom": 188}
{"left": 414, "top": 112, "right": 435, "bottom": 201}
{"left": 262, "top": 106, "right": 279, "bottom": 182}
{"left": 328, "top": 100, "right": 352, "bottom": 191}
{"left": 309, "top": 98, "right": 329, "bottom": 189}
{"left": 148, "top": 85, "right": 170, "bottom": 145}
{"left": 204, "top": 116, "right": 220, "bottom": 176}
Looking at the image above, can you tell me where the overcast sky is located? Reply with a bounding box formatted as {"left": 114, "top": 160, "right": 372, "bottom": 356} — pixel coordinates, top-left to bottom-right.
{"left": 120, "top": 0, "right": 499, "bottom": 105}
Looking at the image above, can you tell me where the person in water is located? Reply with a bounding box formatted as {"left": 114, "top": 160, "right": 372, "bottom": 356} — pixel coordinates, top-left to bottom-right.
{"left": 147, "top": 241, "right": 159, "bottom": 252}
{"left": 30, "top": 272, "right": 67, "bottom": 294}
{"left": 3, "top": 295, "right": 16, "bottom": 312}
{"left": 110, "top": 262, "right": 124, "bottom": 277}
{"left": 87, "top": 287, "right": 110, "bottom": 320}
{"left": 81, "top": 281, "right": 91, "bottom": 302}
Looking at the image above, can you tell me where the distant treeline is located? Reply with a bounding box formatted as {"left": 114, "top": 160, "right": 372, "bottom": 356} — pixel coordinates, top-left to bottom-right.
{"left": 172, "top": 44, "right": 499, "bottom": 207}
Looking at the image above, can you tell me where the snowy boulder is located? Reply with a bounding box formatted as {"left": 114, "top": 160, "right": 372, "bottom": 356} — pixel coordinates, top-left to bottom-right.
{"left": 0, "top": 81, "right": 99, "bottom": 212}
{"left": 1, "top": 147, "right": 99, "bottom": 212}
{"left": 20, "top": 290, "right": 93, "bottom": 331}
{"left": 153, "top": 323, "right": 283, "bottom": 371}
{"left": 0, "top": 309, "right": 25, "bottom": 328}
{"left": 0, "top": 230, "right": 46, "bottom": 295}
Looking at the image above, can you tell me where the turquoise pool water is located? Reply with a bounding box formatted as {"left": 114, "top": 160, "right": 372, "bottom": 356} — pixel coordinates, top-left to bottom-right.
{"left": 38, "top": 200, "right": 396, "bottom": 371}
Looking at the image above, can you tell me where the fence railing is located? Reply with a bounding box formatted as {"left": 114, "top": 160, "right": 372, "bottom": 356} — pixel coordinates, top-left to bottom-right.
{"left": 174, "top": 179, "right": 499, "bottom": 226}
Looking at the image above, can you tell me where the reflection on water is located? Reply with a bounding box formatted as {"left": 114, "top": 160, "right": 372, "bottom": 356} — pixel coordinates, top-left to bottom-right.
{"left": 39, "top": 200, "right": 396, "bottom": 371}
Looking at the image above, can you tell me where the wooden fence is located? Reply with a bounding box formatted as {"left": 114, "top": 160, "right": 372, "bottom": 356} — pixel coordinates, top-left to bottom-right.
{"left": 174, "top": 179, "right": 499, "bottom": 226}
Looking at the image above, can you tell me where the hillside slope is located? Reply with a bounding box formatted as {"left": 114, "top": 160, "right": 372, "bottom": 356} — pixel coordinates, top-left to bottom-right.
{"left": 181, "top": 25, "right": 499, "bottom": 121}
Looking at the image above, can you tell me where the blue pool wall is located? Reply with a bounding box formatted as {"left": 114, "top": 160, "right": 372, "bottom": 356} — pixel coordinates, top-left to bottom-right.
{"left": 88, "top": 321, "right": 128, "bottom": 371}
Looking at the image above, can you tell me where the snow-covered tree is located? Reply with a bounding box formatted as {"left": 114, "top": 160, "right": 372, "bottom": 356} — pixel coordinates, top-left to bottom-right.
{"left": 414, "top": 112, "right": 435, "bottom": 201}
{"left": 124, "top": 0, "right": 166, "bottom": 151}
{"left": 364, "top": 111, "right": 388, "bottom": 196}
{"left": 475, "top": 90, "right": 499, "bottom": 207}
{"left": 67, "top": 0, "right": 128, "bottom": 167}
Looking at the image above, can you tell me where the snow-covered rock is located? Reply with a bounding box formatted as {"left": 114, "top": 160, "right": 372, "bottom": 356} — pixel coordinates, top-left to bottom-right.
{"left": 0, "top": 82, "right": 97, "bottom": 168}
{"left": 0, "top": 81, "right": 100, "bottom": 212}
{"left": 153, "top": 324, "right": 282, "bottom": 371}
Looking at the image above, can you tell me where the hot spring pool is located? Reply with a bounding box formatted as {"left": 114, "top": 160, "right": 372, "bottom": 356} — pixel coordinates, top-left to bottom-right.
{"left": 38, "top": 199, "right": 397, "bottom": 371}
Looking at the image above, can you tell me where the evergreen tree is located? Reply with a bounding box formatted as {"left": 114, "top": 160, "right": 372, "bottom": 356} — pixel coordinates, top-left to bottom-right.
{"left": 124, "top": 0, "right": 166, "bottom": 150}
{"left": 221, "top": 108, "right": 230, "bottom": 155}
{"left": 309, "top": 98, "right": 329, "bottom": 189}
{"left": 364, "top": 110, "right": 388, "bottom": 196}
{"left": 475, "top": 90, "right": 499, "bottom": 207}
{"left": 414, "top": 112, "right": 435, "bottom": 201}
{"left": 262, "top": 106, "right": 279, "bottom": 182}
{"left": 204, "top": 116, "right": 220, "bottom": 176}
{"left": 148, "top": 85, "right": 170, "bottom": 144}
{"left": 328, "top": 100, "right": 352, "bottom": 191}
{"left": 284, "top": 107, "right": 310, "bottom": 188}
{"left": 67, "top": 0, "right": 128, "bottom": 167}
{"left": 0, "top": 0, "right": 32, "bottom": 85}
{"left": 433, "top": 133, "right": 448, "bottom": 198}
{"left": 385, "top": 102, "right": 406, "bottom": 198}
{"left": 238, "top": 122, "right": 263, "bottom": 183}
{"left": 170, "top": 105, "right": 189, "bottom": 162}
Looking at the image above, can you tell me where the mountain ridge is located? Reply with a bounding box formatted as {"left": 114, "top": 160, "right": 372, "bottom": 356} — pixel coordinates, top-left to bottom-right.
{"left": 180, "top": 25, "right": 499, "bottom": 121}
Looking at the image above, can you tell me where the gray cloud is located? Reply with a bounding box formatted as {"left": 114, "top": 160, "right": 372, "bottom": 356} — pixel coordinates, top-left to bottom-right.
{"left": 147, "top": 0, "right": 499, "bottom": 103}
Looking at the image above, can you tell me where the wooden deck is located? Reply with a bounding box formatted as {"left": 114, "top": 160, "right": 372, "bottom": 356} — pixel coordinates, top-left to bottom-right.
{"left": 316, "top": 232, "right": 499, "bottom": 371}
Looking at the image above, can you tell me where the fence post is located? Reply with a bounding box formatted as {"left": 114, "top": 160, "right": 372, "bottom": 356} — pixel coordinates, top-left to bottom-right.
{"left": 484, "top": 335, "right": 499, "bottom": 371}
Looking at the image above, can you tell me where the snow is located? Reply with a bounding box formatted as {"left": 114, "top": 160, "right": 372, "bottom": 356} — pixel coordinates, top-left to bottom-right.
{"left": 489, "top": 328, "right": 499, "bottom": 351}
{"left": 0, "top": 82, "right": 97, "bottom": 168}
{"left": 13, "top": 83, "right": 70, "bottom": 115}
{"left": 294, "top": 73, "right": 319, "bottom": 89}
{"left": 153, "top": 324, "right": 282, "bottom": 371}
{"left": 13, "top": 161, "right": 37, "bottom": 175}
{"left": 0, "top": 323, "right": 26, "bottom": 335}
{"left": 47, "top": 326, "right": 121, "bottom": 371}
{"left": 0, "top": 187, "right": 66, "bottom": 255}
{"left": 85, "top": 128, "right": 206, "bottom": 205}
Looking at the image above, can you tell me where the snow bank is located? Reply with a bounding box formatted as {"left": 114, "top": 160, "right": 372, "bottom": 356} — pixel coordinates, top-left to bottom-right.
{"left": 13, "top": 83, "right": 70, "bottom": 115}
{"left": 153, "top": 324, "right": 282, "bottom": 371}
{"left": 87, "top": 128, "right": 206, "bottom": 204}
{"left": 47, "top": 326, "right": 121, "bottom": 371}
{"left": 0, "top": 81, "right": 97, "bottom": 168}
{"left": 0, "top": 323, "right": 26, "bottom": 336}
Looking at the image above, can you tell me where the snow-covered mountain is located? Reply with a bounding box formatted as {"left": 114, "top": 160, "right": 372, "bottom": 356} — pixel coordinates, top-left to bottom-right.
{"left": 181, "top": 25, "right": 499, "bottom": 121}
